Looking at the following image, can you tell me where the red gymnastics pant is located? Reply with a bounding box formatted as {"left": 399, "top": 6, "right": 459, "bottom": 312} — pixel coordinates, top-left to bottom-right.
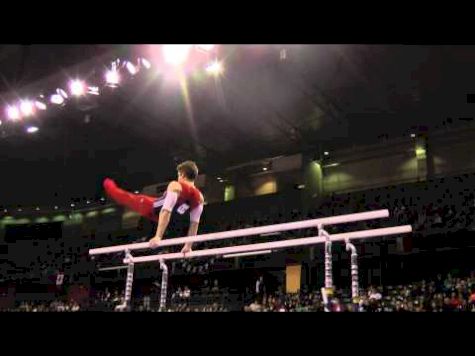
{"left": 103, "top": 178, "right": 159, "bottom": 222}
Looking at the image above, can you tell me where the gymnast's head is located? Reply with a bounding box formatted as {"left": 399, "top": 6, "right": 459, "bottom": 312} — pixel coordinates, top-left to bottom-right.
{"left": 177, "top": 160, "right": 199, "bottom": 182}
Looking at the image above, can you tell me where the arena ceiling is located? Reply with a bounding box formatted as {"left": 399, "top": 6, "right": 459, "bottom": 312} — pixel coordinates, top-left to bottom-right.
{"left": 0, "top": 45, "right": 474, "bottom": 207}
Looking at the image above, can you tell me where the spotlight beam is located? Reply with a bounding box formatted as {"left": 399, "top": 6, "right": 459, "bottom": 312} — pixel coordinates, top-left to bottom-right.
{"left": 163, "top": 45, "right": 192, "bottom": 66}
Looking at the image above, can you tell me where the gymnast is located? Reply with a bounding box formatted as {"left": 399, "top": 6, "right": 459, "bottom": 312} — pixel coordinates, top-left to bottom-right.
{"left": 103, "top": 161, "right": 204, "bottom": 253}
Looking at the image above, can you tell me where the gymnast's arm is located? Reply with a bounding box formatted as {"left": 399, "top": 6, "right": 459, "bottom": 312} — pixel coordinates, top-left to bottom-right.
{"left": 149, "top": 181, "right": 181, "bottom": 246}
{"left": 181, "top": 196, "right": 204, "bottom": 253}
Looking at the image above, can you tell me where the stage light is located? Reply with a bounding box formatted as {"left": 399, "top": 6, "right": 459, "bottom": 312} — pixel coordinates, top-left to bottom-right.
{"left": 26, "top": 126, "right": 39, "bottom": 134}
{"left": 141, "top": 58, "right": 151, "bottom": 69}
{"left": 126, "top": 62, "right": 137, "bottom": 75}
{"left": 86, "top": 200, "right": 90, "bottom": 204}
{"left": 163, "top": 45, "right": 192, "bottom": 66}
{"left": 205, "top": 60, "right": 223, "bottom": 76}
{"left": 6, "top": 105, "right": 21, "bottom": 121}
{"left": 57, "top": 88, "right": 68, "bottom": 99}
{"left": 87, "top": 86, "right": 100, "bottom": 95}
{"left": 69, "top": 80, "right": 86, "bottom": 97}
{"left": 20, "top": 100, "right": 34, "bottom": 117}
{"left": 35, "top": 100, "right": 47, "bottom": 110}
{"left": 410, "top": 133, "right": 416, "bottom": 138}
{"left": 54, "top": 206, "right": 59, "bottom": 210}
{"left": 416, "top": 146, "right": 426, "bottom": 159}
{"left": 324, "top": 151, "right": 329, "bottom": 156}
{"left": 36, "top": 207, "right": 40, "bottom": 211}
{"left": 134, "top": 191, "right": 139, "bottom": 194}
{"left": 262, "top": 167, "right": 268, "bottom": 171}
{"left": 71, "top": 203, "right": 75, "bottom": 208}
{"left": 196, "top": 45, "right": 215, "bottom": 51}
{"left": 105, "top": 69, "right": 120, "bottom": 87}
{"left": 50, "top": 94, "right": 65, "bottom": 105}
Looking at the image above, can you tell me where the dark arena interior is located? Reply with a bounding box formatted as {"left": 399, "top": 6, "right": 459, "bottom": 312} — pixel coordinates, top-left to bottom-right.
{"left": 2, "top": 44, "right": 475, "bottom": 313}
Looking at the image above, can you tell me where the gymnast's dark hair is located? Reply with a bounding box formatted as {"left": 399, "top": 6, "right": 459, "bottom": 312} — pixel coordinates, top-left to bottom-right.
{"left": 177, "top": 161, "right": 199, "bottom": 181}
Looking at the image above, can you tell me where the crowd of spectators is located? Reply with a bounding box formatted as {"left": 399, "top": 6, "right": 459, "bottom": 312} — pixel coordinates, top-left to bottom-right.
{"left": 245, "top": 270, "right": 475, "bottom": 312}
{"left": 4, "top": 269, "right": 475, "bottom": 312}
{"left": 4, "top": 300, "right": 81, "bottom": 312}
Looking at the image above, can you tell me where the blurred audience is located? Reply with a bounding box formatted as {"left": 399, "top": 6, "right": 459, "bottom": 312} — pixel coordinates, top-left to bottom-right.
{"left": 4, "top": 268, "right": 475, "bottom": 312}
{"left": 244, "top": 269, "right": 475, "bottom": 312}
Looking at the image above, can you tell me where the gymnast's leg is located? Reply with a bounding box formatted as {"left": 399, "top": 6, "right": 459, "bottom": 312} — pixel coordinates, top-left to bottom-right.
{"left": 103, "top": 178, "right": 157, "bottom": 221}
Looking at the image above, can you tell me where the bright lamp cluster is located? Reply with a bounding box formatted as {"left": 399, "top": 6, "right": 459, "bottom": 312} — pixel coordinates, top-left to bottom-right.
{"left": 0, "top": 45, "right": 222, "bottom": 131}
{"left": 0, "top": 45, "right": 222, "bottom": 214}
